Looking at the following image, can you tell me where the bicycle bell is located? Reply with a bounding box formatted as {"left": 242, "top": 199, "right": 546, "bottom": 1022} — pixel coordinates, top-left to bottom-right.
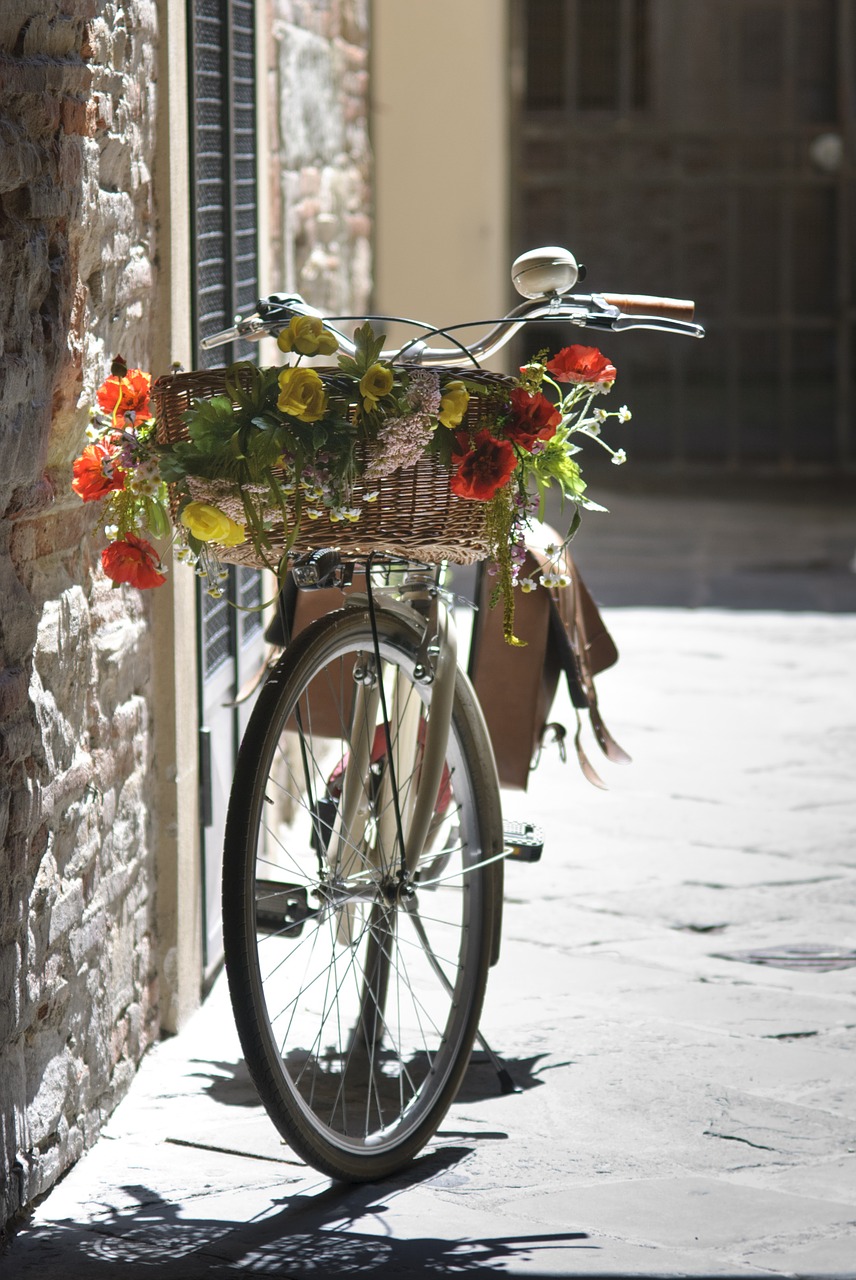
{"left": 512, "top": 246, "right": 583, "bottom": 299}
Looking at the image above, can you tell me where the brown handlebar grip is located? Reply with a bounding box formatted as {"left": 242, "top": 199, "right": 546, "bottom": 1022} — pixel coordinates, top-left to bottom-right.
{"left": 601, "top": 293, "right": 695, "bottom": 320}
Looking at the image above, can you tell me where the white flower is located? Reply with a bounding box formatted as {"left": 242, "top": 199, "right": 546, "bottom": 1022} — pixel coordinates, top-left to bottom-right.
{"left": 306, "top": 508, "right": 323, "bottom": 520}
{"left": 405, "top": 369, "right": 441, "bottom": 416}
{"left": 364, "top": 489, "right": 380, "bottom": 502}
{"left": 594, "top": 407, "right": 608, "bottom": 423}
{"left": 541, "top": 572, "right": 560, "bottom": 588}
{"left": 343, "top": 507, "right": 361, "bottom": 522}
{"left": 104, "top": 523, "right": 119, "bottom": 539}
{"left": 611, "top": 449, "right": 627, "bottom": 466}
{"left": 544, "top": 542, "right": 559, "bottom": 557}
{"left": 618, "top": 405, "right": 632, "bottom": 423}
{"left": 519, "top": 577, "right": 538, "bottom": 593}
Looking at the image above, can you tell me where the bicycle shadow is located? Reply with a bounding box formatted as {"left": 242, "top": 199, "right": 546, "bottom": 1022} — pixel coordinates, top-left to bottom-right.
{"left": 4, "top": 1150, "right": 594, "bottom": 1279}
{"left": 2, "top": 1054, "right": 566, "bottom": 1277}
{"left": 189, "top": 1048, "right": 549, "bottom": 1113}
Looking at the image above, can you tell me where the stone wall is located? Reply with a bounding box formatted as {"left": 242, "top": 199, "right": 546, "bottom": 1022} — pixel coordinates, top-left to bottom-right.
{"left": 0, "top": 0, "right": 374, "bottom": 1230}
{"left": 0, "top": 0, "right": 160, "bottom": 1226}
{"left": 268, "top": 0, "right": 371, "bottom": 312}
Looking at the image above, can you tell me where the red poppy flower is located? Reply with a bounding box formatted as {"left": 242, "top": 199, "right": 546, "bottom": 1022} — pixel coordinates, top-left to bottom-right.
{"left": 450, "top": 429, "right": 517, "bottom": 501}
{"left": 71, "top": 443, "right": 126, "bottom": 502}
{"left": 96, "top": 368, "right": 152, "bottom": 418}
{"left": 102, "top": 535, "right": 167, "bottom": 589}
{"left": 545, "top": 345, "right": 617, "bottom": 386}
{"left": 505, "top": 388, "right": 561, "bottom": 451}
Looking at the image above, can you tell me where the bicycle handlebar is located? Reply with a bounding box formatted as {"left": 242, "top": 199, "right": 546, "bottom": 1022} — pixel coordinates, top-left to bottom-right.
{"left": 200, "top": 246, "right": 704, "bottom": 362}
{"left": 599, "top": 293, "right": 695, "bottom": 321}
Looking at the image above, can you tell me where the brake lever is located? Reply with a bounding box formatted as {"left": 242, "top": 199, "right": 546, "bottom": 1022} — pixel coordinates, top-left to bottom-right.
{"left": 200, "top": 293, "right": 318, "bottom": 350}
{"left": 200, "top": 314, "right": 271, "bottom": 349}
{"left": 610, "top": 315, "right": 705, "bottom": 338}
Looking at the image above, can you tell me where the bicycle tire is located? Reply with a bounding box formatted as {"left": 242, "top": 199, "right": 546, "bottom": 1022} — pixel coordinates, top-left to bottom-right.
{"left": 222, "top": 602, "right": 503, "bottom": 1181}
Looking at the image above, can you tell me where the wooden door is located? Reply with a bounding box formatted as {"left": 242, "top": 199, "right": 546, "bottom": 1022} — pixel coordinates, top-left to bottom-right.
{"left": 513, "top": 0, "right": 855, "bottom": 470}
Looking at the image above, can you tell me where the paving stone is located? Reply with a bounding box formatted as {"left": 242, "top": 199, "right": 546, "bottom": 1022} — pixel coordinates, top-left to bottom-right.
{"left": 509, "top": 1176, "right": 855, "bottom": 1251}
{"left": 728, "top": 1155, "right": 856, "bottom": 1208}
{"left": 4, "top": 593, "right": 856, "bottom": 1276}
{"left": 743, "top": 1229, "right": 856, "bottom": 1276}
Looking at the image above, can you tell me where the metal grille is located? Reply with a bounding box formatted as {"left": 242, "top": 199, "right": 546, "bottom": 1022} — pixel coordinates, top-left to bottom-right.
{"left": 193, "top": 0, "right": 230, "bottom": 366}
{"left": 238, "top": 567, "right": 264, "bottom": 640}
{"left": 190, "top": 0, "right": 259, "bottom": 366}
{"left": 202, "top": 581, "right": 234, "bottom": 676}
{"left": 512, "top": 0, "right": 855, "bottom": 472}
{"left": 231, "top": 0, "right": 258, "bottom": 319}
{"left": 191, "top": 0, "right": 261, "bottom": 660}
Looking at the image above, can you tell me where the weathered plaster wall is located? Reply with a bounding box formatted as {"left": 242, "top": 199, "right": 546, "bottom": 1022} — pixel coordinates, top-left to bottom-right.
{"left": 0, "top": 0, "right": 160, "bottom": 1225}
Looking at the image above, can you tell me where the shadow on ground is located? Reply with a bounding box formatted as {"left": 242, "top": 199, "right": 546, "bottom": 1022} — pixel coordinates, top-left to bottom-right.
{"left": 1, "top": 1054, "right": 565, "bottom": 1277}
{"left": 5, "top": 1149, "right": 593, "bottom": 1279}
{"left": 187, "top": 1050, "right": 549, "bottom": 1111}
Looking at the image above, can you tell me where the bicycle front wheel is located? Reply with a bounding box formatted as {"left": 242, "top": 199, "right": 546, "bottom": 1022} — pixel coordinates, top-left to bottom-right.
{"left": 222, "top": 603, "right": 502, "bottom": 1181}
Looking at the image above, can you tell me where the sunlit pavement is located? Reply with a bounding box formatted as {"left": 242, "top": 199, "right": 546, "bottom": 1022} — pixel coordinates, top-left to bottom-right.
{"left": 4, "top": 482, "right": 855, "bottom": 1279}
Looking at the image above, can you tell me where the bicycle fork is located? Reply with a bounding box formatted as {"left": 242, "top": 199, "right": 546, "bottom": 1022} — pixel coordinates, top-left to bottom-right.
{"left": 326, "top": 590, "right": 456, "bottom": 939}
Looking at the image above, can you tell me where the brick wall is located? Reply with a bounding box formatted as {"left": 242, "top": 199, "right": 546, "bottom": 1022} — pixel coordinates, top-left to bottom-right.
{"left": 0, "top": 0, "right": 160, "bottom": 1225}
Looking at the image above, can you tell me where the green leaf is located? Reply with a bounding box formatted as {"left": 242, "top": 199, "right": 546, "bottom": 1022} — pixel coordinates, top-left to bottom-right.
{"left": 349, "top": 322, "right": 386, "bottom": 376}
{"left": 184, "top": 395, "right": 238, "bottom": 448}
{"left": 158, "top": 449, "right": 188, "bottom": 483}
{"left": 144, "top": 497, "right": 171, "bottom": 540}
{"left": 430, "top": 428, "right": 453, "bottom": 468}
{"left": 251, "top": 414, "right": 277, "bottom": 432}
{"left": 336, "top": 354, "right": 361, "bottom": 379}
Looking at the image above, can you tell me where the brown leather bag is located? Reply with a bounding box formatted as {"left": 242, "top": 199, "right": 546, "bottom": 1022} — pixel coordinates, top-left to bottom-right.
{"left": 468, "top": 537, "right": 629, "bottom": 791}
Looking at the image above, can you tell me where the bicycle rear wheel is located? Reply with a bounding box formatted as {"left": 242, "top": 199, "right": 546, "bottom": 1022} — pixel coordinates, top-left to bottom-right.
{"left": 222, "top": 602, "right": 503, "bottom": 1181}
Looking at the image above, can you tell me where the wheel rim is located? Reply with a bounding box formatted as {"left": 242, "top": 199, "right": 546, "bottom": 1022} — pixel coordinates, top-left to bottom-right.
{"left": 238, "top": 620, "right": 487, "bottom": 1160}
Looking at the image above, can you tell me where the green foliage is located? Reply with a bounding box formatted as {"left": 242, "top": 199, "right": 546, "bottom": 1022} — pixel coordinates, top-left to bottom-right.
{"left": 184, "top": 395, "right": 240, "bottom": 449}
{"left": 337, "top": 322, "right": 387, "bottom": 379}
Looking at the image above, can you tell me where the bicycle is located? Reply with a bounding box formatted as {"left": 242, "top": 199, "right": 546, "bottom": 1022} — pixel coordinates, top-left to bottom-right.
{"left": 200, "top": 246, "right": 704, "bottom": 1182}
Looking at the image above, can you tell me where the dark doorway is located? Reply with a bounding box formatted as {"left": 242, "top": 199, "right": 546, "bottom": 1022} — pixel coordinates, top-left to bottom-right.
{"left": 512, "top": 0, "right": 855, "bottom": 472}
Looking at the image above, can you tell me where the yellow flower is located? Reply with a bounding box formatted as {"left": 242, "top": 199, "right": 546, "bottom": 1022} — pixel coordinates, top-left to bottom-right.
{"left": 276, "top": 314, "right": 339, "bottom": 357}
{"left": 217, "top": 517, "right": 247, "bottom": 547}
{"left": 277, "top": 366, "right": 327, "bottom": 422}
{"left": 359, "top": 363, "right": 394, "bottom": 412}
{"left": 438, "top": 380, "right": 470, "bottom": 429}
{"left": 180, "top": 501, "right": 244, "bottom": 545}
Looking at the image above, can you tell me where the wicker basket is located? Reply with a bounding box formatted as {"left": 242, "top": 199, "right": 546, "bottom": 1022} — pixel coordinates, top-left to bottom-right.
{"left": 152, "top": 365, "right": 514, "bottom": 568}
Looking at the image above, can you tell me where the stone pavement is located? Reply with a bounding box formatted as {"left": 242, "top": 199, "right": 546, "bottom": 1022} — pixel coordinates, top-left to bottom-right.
{"left": 3, "top": 482, "right": 856, "bottom": 1278}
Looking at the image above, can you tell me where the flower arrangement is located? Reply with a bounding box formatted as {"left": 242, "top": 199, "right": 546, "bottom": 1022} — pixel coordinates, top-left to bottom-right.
{"left": 73, "top": 323, "right": 631, "bottom": 640}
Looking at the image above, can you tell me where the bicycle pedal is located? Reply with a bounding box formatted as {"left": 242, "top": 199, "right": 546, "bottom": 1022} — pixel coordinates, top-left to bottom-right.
{"left": 503, "top": 820, "right": 544, "bottom": 863}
